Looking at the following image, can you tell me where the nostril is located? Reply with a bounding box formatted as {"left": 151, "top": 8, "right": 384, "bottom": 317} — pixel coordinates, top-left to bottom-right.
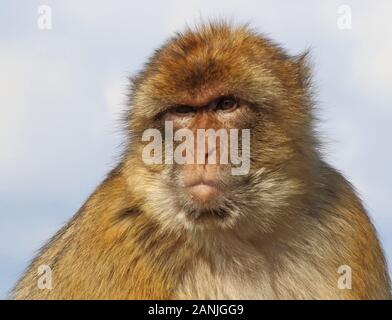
{"left": 205, "top": 147, "right": 216, "bottom": 165}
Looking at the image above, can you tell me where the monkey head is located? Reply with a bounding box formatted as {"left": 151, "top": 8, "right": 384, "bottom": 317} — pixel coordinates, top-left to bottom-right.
{"left": 125, "top": 22, "right": 317, "bottom": 232}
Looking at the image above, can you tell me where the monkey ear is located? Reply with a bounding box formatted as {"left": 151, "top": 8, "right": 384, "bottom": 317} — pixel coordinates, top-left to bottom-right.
{"left": 291, "top": 49, "right": 312, "bottom": 88}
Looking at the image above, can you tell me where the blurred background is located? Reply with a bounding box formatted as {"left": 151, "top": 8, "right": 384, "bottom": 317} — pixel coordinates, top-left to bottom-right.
{"left": 1, "top": 0, "right": 391, "bottom": 298}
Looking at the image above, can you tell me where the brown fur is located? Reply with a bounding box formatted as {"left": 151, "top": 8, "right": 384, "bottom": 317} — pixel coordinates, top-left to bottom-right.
{"left": 12, "top": 22, "right": 390, "bottom": 299}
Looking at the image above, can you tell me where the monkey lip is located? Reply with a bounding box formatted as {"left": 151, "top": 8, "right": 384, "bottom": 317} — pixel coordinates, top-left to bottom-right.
{"left": 185, "top": 182, "right": 219, "bottom": 202}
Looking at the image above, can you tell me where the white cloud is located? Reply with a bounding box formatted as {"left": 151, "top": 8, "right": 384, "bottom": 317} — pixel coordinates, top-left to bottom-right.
{"left": 0, "top": 49, "right": 71, "bottom": 172}
{"left": 347, "top": 2, "right": 392, "bottom": 100}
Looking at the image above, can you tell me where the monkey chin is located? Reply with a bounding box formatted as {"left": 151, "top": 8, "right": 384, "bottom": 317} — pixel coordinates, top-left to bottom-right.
{"left": 184, "top": 205, "right": 233, "bottom": 228}
{"left": 179, "top": 185, "right": 237, "bottom": 227}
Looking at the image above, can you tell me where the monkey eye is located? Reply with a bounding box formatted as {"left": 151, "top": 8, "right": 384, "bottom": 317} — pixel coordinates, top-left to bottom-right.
{"left": 171, "top": 105, "right": 196, "bottom": 116}
{"left": 216, "top": 96, "right": 238, "bottom": 112}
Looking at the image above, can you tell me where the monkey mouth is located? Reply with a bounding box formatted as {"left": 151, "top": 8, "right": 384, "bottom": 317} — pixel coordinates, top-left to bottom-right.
{"left": 181, "top": 180, "right": 232, "bottom": 222}
{"left": 184, "top": 178, "right": 218, "bottom": 188}
{"left": 185, "top": 180, "right": 220, "bottom": 203}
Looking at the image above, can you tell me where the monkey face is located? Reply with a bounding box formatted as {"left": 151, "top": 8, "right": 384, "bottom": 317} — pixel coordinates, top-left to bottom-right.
{"left": 127, "top": 23, "right": 314, "bottom": 229}
{"left": 163, "top": 95, "right": 252, "bottom": 204}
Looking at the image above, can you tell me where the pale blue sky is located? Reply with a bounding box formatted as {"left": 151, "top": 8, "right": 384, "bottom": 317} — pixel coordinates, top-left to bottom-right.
{"left": 1, "top": 0, "right": 391, "bottom": 298}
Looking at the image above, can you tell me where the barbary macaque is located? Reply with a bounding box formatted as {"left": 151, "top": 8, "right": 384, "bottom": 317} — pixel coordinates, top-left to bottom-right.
{"left": 13, "top": 22, "right": 391, "bottom": 299}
